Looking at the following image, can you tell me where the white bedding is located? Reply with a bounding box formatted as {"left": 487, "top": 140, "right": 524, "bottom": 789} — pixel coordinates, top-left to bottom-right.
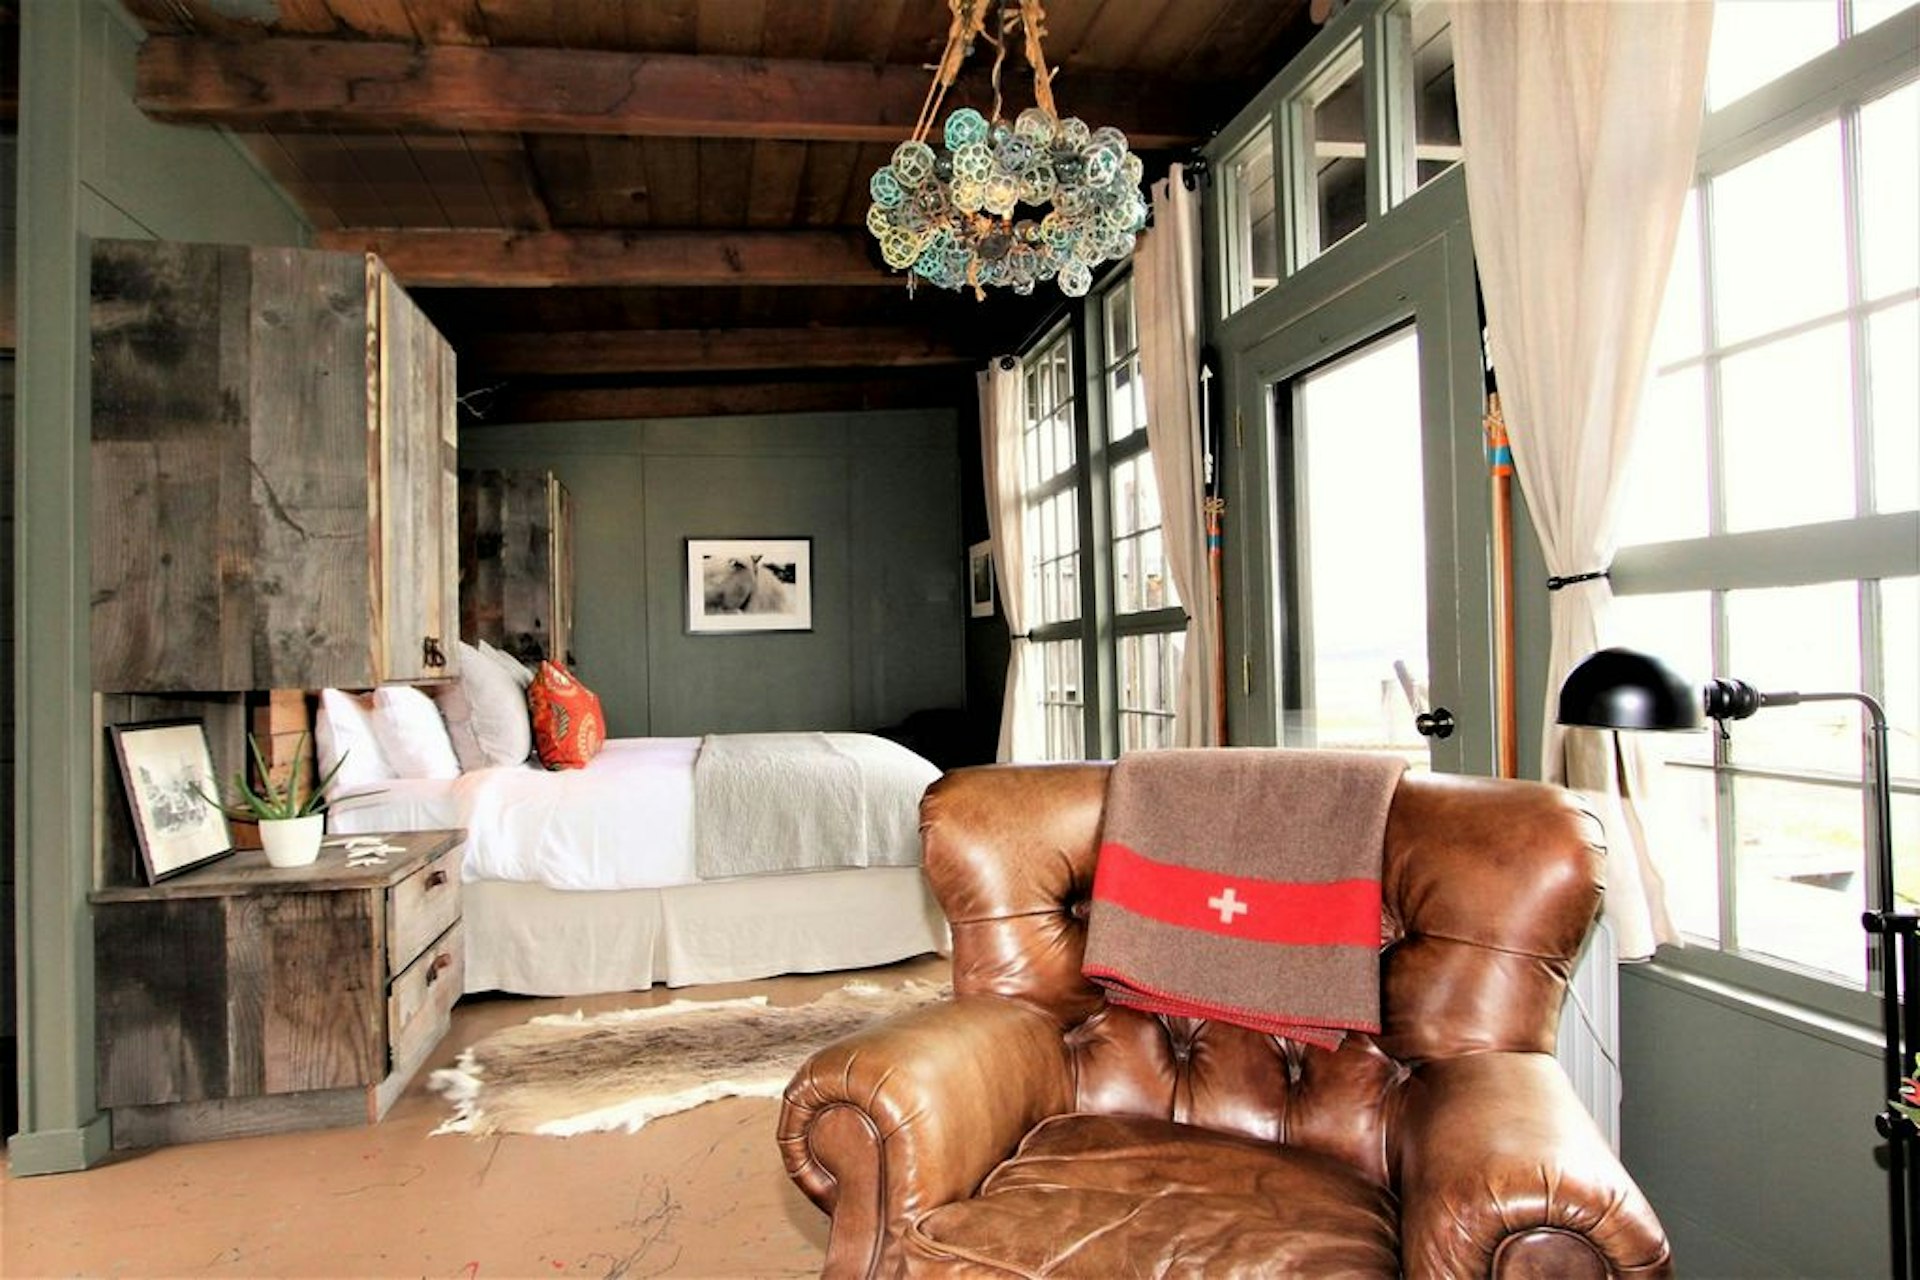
{"left": 329, "top": 736, "right": 702, "bottom": 890}
{"left": 328, "top": 732, "right": 941, "bottom": 893}
{"left": 694, "top": 732, "right": 940, "bottom": 877}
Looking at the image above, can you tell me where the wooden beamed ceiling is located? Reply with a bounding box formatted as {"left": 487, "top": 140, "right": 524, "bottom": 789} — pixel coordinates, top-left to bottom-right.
{"left": 112, "top": 0, "right": 1322, "bottom": 423}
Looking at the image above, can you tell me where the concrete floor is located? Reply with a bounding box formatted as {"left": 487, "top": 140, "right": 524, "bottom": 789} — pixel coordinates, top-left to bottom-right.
{"left": 3, "top": 954, "right": 949, "bottom": 1279}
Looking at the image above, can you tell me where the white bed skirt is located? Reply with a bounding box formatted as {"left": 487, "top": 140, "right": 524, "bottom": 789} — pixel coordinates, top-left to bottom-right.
{"left": 461, "top": 866, "right": 950, "bottom": 995}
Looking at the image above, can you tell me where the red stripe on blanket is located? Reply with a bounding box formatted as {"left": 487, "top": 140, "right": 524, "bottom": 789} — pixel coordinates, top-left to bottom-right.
{"left": 1093, "top": 840, "right": 1379, "bottom": 946}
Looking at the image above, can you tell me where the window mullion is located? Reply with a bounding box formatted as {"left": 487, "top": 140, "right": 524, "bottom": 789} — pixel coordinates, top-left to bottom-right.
{"left": 1074, "top": 302, "right": 1114, "bottom": 759}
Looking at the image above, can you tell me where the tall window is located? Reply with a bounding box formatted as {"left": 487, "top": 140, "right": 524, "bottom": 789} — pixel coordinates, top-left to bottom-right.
{"left": 1022, "top": 331, "right": 1085, "bottom": 761}
{"left": 1612, "top": 2, "right": 1918, "bottom": 1004}
{"left": 1013, "top": 274, "right": 1188, "bottom": 760}
{"left": 1104, "top": 278, "right": 1184, "bottom": 752}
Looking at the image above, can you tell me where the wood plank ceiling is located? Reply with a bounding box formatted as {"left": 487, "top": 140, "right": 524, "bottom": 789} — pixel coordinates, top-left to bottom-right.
{"left": 113, "top": 0, "right": 1320, "bottom": 424}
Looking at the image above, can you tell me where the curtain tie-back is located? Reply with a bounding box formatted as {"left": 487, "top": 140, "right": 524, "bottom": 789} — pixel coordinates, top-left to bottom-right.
{"left": 1547, "top": 569, "right": 1610, "bottom": 592}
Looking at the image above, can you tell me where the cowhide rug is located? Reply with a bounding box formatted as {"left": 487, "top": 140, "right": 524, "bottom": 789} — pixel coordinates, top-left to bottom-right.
{"left": 429, "top": 979, "right": 949, "bottom": 1137}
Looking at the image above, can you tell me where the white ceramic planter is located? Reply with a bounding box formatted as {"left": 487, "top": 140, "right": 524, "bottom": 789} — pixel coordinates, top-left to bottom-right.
{"left": 258, "top": 813, "right": 324, "bottom": 868}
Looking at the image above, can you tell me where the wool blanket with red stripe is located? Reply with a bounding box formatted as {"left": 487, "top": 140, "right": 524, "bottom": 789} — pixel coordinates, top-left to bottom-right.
{"left": 1082, "top": 749, "right": 1406, "bottom": 1050}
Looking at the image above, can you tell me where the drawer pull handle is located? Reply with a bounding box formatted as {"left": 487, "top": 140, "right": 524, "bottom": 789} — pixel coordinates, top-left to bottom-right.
{"left": 426, "top": 952, "right": 453, "bottom": 984}
{"left": 425, "top": 870, "right": 447, "bottom": 890}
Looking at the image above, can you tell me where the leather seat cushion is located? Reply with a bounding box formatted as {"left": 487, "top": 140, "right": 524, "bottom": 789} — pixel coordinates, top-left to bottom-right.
{"left": 902, "top": 1114, "right": 1399, "bottom": 1277}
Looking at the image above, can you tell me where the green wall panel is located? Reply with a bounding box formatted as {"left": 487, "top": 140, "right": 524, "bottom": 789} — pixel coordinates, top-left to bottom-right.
{"left": 461, "top": 408, "right": 965, "bottom": 740}
{"left": 1620, "top": 965, "right": 1884, "bottom": 1277}
{"left": 10, "top": 0, "right": 309, "bottom": 1173}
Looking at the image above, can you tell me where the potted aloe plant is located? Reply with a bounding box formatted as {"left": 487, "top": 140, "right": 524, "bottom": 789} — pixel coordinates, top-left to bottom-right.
{"left": 201, "top": 730, "right": 350, "bottom": 868}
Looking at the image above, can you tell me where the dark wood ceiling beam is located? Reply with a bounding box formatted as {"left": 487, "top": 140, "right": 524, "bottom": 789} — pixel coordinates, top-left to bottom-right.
{"left": 134, "top": 35, "right": 1214, "bottom": 149}
{"left": 314, "top": 228, "right": 892, "bottom": 287}
{"left": 467, "top": 326, "right": 972, "bottom": 375}
{"left": 473, "top": 377, "right": 968, "bottom": 424}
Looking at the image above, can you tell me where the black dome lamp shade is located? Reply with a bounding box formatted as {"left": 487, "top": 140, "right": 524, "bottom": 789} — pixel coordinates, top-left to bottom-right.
{"left": 1555, "top": 646, "right": 1706, "bottom": 731}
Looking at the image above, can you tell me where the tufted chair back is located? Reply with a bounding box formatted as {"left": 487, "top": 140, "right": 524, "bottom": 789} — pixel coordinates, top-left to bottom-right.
{"left": 780, "top": 761, "right": 1672, "bottom": 1278}
{"left": 923, "top": 761, "right": 1602, "bottom": 1185}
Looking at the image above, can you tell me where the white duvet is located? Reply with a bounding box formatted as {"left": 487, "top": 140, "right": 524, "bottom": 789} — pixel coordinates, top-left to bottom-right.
{"left": 329, "top": 737, "right": 701, "bottom": 890}
{"left": 327, "top": 733, "right": 941, "bottom": 893}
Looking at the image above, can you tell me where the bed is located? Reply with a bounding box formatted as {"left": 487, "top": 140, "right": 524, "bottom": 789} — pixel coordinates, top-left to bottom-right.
{"left": 327, "top": 731, "right": 949, "bottom": 996}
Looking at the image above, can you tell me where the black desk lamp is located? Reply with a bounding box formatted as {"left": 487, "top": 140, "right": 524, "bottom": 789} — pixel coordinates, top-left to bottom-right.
{"left": 1559, "top": 646, "right": 1912, "bottom": 1279}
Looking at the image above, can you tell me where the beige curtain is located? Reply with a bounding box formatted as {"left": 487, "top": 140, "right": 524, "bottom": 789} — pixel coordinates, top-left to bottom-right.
{"left": 1452, "top": 1, "right": 1713, "bottom": 960}
{"left": 1135, "top": 163, "right": 1221, "bottom": 747}
{"left": 979, "top": 362, "right": 1038, "bottom": 761}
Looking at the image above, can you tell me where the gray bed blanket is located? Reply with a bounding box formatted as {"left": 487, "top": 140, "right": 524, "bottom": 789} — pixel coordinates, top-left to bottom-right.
{"left": 693, "top": 732, "right": 941, "bottom": 879}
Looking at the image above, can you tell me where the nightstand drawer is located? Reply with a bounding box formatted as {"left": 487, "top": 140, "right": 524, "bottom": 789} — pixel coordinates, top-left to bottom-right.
{"left": 389, "top": 921, "right": 464, "bottom": 1076}
{"left": 387, "top": 843, "right": 464, "bottom": 976}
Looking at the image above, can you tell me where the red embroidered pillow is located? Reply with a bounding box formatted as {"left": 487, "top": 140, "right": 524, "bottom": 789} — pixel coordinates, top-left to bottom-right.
{"left": 527, "top": 660, "right": 605, "bottom": 770}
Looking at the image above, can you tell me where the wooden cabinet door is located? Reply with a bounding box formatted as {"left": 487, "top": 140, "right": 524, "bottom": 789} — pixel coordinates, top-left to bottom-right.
{"left": 459, "top": 468, "right": 573, "bottom": 665}
{"left": 91, "top": 241, "right": 374, "bottom": 691}
{"left": 371, "top": 263, "right": 458, "bottom": 681}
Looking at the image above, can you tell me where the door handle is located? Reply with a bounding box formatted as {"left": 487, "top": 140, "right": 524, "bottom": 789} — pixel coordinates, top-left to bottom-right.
{"left": 1415, "top": 707, "right": 1455, "bottom": 739}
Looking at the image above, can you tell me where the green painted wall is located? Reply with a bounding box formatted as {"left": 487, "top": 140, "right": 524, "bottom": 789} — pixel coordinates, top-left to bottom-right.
{"left": 1621, "top": 965, "right": 1886, "bottom": 1277}
{"left": 460, "top": 410, "right": 966, "bottom": 738}
{"left": 9, "top": 0, "right": 308, "bottom": 1173}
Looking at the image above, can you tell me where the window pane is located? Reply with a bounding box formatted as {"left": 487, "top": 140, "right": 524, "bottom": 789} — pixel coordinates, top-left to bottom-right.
{"left": 1406, "top": 0, "right": 1459, "bottom": 190}
{"left": 1724, "top": 582, "right": 1862, "bottom": 775}
{"left": 1105, "top": 278, "right": 1145, "bottom": 445}
{"left": 1118, "top": 630, "right": 1183, "bottom": 753}
{"left": 1710, "top": 122, "right": 1847, "bottom": 345}
{"left": 1869, "top": 303, "right": 1919, "bottom": 514}
{"left": 1731, "top": 774, "right": 1867, "bottom": 983}
{"left": 1224, "top": 129, "right": 1278, "bottom": 311}
{"left": 1306, "top": 48, "right": 1368, "bottom": 256}
{"left": 1290, "top": 328, "right": 1427, "bottom": 768}
{"left": 1707, "top": 0, "right": 1839, "bottom": 111}
{"left": 1860, "top": 82, "right": 1919, "bottom": 299}
{"left": 1111, "top": 453, "right": 1178, "bottom": 615}
{"left": 1720, "top": 323, "right": 1856, "bottom": 532}
{"left": 1620, "top": 365, "right": 1711, "bottom": 545}
{"left": 1650, "top": 190, "right": 1705, "bottom": 369}
{"left": 1883, "top": 575, "right": 1918, "bottom": 783}
{"left": 1038, "top": 639, "right": 1084, "bottom": 761}
{"left": 1662, "top": 762, "right": 1723, "bottom": 946}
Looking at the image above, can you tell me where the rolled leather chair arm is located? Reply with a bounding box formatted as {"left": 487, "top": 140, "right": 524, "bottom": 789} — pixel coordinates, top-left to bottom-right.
{"left": 778, "top": 994, "right": 1077, "bottom": 1279}
{"left": 1394, "top": 1052, "right": 1674, "bottom": 1279}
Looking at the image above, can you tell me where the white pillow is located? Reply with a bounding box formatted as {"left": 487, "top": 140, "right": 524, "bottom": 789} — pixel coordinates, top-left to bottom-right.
{"left": 316, "top": 688, "right": 398, "bottom": 794}
{"left": 428, "top": 679, "right": 491, "bottom": 773}
{"left": 457, "top": 639, "right": 534, "bottom": 767}
{"left": 477, "top": 638, "right": 535, "bottom": 689}
{"left": 371, "top": 685, "right": 462, "bottom": 780}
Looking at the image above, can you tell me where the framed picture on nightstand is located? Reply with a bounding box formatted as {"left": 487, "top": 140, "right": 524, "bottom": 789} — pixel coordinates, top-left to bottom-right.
{"left": 109, "top": 719, "right": 233, "bottom": 884}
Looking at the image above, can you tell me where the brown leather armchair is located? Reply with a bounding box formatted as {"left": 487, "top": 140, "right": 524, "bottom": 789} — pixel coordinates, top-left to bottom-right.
{"left": 779, "top": 762, "right": 1673, "bottom": 1278}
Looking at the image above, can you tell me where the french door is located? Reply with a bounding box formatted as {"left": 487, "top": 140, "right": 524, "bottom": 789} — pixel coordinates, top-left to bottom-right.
{"left": 1234, "top": 230, "right": 1498, "bottom": 775}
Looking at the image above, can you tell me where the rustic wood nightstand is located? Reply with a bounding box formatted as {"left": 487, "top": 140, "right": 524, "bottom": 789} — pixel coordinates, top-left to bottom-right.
{"left": 92, "top": 829, "right": 465, "bottom": 1149}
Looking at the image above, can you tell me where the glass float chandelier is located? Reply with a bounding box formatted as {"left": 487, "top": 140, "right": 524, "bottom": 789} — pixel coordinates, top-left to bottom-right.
{"left": 868, "top": 0, "right": 1148, "bottom": 299}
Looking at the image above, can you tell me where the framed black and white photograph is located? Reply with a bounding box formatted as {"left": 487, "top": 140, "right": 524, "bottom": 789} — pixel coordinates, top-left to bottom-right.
{"left": 968, "top": 539, "right": 996, "bottom": 618}
{"left": 687, "top": 537, "right": 813, "bottom": 634}
{"left": 109, "top": 719, "right": 233, "bottom": 884}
